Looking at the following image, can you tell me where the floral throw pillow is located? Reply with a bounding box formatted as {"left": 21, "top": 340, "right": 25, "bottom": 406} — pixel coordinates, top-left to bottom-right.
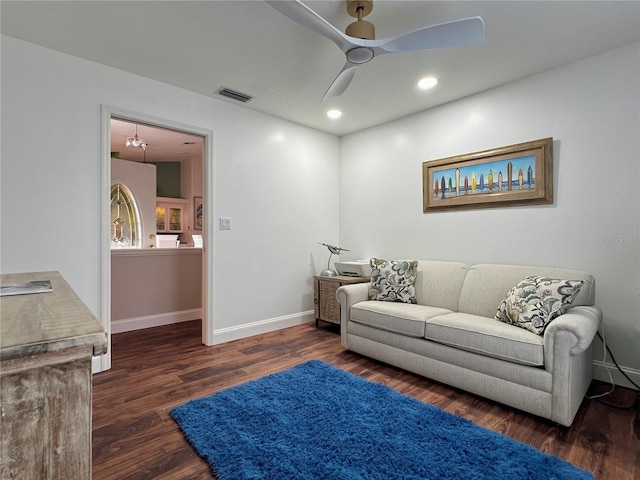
{"left": 495, "top": 275, "right": 584, "bottom": 335}
{"left": 369, "top": 258, "right": 418, "bottom": 304}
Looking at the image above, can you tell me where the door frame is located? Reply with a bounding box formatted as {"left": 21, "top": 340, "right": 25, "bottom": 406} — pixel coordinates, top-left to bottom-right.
{"left": 95, "top": 105, "right": 215, "bottom": 372}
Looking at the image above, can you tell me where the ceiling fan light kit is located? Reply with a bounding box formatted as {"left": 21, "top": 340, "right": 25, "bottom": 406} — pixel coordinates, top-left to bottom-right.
{"left": 346, "top": 47, "right": 374, "bottom": 64}
{"left": 266, "top": 0, "right": 485, "bottom": 100}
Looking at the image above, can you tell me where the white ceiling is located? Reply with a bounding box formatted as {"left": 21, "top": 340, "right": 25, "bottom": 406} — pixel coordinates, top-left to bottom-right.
{"left": 110, "top": 118, "right": 204, "bottom": 164}
{"left": 2, "top": 1, "right": 639, "bottom": 136}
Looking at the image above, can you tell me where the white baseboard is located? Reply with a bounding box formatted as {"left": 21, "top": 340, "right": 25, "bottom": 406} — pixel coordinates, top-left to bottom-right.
{"left": 213, "top": 311, "right": 315, "bottom": 345}
{"left": 593, "top": 360, "right": 640, "bottom": 390}
{"left": 92, "top": 355, "right": 106, "bottom": 374}
{"left": 111, "top": 309, "right": 202, "bottom": 334}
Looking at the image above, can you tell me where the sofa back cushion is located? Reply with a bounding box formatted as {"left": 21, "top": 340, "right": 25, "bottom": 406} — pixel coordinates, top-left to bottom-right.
{"left": 414, "top": 261, "right": 469, "bottom": 311}
{"left": 457, "top": 264, "right": 596, "bottom": 318}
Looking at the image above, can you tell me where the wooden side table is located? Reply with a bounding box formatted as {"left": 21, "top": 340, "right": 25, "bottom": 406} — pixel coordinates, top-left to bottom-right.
{"left": 0, "top": 271, "right": 107, "bottom": 479}
{"left": 313, "top": 275, "right": 369, "bottom": 327}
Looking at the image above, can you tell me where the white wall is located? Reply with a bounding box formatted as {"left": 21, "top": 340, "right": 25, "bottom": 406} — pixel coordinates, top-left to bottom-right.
{"left": 339, "top": 43, "right": 640, "bottom": 387}
{"left": 1, "top": 36, "right": 339, "bottom": 339}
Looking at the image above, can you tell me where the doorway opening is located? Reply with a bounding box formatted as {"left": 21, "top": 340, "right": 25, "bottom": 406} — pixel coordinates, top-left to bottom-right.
{"left": 97, "top": 106, "right": 215, "bottom": 373}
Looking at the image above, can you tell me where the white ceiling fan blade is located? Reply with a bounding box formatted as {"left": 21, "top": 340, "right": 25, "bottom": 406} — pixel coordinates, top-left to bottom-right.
{"left": 376, "top": 17, "right": 485, "bottom": 54}
{"left": 322, "top": 63, "right": 358, "bottom": 101}
{"left": 265, "top": 0, "right": 353, "bottom": 51}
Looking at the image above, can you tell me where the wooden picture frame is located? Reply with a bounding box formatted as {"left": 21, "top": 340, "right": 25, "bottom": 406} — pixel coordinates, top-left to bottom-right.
{"left": 194, "top": 196, "right": 203, "bottom": 230}
{"left": 422, "top": 138, "right": 553, "bottom": 212}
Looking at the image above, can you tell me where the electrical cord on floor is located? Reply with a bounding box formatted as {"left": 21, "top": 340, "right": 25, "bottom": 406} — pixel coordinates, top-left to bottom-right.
{"left": 587, "top": 322, "right": 616, "bottom": 400}
{"left": 586, "top": 331, "right": 639, "bottom": 409}
{"left": 596, "top": 331, "right": 640, "bottom": 390}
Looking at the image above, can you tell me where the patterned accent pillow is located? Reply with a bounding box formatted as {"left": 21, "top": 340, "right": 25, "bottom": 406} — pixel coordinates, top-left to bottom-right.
{"left": 495, "top": 275, "right": 584, "bottom": 335}
{"left": 369, "top": 258, "right": 418, "bottom": 304}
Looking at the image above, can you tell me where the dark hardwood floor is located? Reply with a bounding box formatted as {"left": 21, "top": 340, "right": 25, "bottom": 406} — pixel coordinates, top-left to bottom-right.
{"left": 92, "top": 320, "right": 639, "bottom": 479}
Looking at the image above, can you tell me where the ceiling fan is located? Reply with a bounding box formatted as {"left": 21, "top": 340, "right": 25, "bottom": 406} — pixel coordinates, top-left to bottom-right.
{"left": 266, "top": 0, "right": 485, "bottom": 100}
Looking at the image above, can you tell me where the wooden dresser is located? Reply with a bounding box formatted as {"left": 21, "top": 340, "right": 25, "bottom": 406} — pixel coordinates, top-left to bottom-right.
{"left": 313, "top": 275, "right": 369, "bottom": 326}
{"left": 0, "top": 271, "right": 107, "bottom": 479}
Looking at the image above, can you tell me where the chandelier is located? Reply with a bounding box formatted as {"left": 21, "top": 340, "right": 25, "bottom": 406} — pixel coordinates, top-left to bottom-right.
{"left": 125, "top": 124, "right": 147, "bottom": 151}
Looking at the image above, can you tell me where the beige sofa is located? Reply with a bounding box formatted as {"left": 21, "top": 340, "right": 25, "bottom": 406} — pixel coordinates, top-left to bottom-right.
{"left": 337, "top": 261, "right": 602, "bottom": 426}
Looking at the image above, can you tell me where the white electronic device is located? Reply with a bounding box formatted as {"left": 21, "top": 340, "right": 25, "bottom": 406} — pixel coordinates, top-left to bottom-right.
{"left": 156, "top": 234, "right": 179, "bottom": 248}
{"left": 335, "top": 261, "right": 371, "bottom": 277}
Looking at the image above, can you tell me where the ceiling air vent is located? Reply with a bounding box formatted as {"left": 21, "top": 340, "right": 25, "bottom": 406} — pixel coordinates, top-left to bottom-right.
{"left": 216, "top": 87, "right": 253, "bottom": 103}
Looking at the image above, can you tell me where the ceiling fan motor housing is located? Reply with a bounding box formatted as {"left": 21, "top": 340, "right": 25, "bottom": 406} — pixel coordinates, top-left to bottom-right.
{"left": 346, "top": 19, "right": 375, "bottom": 39}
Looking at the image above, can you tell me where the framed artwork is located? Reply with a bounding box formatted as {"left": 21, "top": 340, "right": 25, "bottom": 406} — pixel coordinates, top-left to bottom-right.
{"left": 194, "top": 196, "right": 203, "bottom": 230}
{"left": 422, "top": 137, "right": 553, "bottom": 212}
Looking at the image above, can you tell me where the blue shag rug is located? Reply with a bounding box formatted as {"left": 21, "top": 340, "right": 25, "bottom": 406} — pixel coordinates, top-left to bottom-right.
{"left": 170, "top": 360, "right": 593, "bottom": 480}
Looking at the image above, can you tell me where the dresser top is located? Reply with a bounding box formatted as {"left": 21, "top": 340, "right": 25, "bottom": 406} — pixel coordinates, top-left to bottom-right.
{"left": 1, "top": 271, "right": 107, "bottom": 361}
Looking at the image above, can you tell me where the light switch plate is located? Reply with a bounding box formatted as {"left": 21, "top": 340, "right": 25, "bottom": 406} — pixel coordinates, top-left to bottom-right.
{"left": 220, "top": 217, "right": 232, "bottom": 230}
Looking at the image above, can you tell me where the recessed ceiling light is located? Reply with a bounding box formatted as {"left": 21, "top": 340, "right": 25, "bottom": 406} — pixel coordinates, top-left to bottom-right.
{"left": 418, "top": 76, "right": 438, "bottom": 90}
{"left": 327, "top": 109, "right": 342, "bottom": 120}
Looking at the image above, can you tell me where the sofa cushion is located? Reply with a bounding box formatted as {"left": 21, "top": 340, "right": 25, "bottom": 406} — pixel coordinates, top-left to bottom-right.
{"left": 424, "top": 312, "right": 545, "bottom": 366}
{"left": 369, "top": 258, "right": 418, "bottom": 304}
{"left": 456, "top": 264, "right": 595, "bottom": 319}
{"left": 413, "top": 261, "right": 469, "bottom": 310}
{"left": 495, "top": 276, "right": 584, "bottom": 335}
{"left": 351, "top": 301, "right": 452, "bottom": 338}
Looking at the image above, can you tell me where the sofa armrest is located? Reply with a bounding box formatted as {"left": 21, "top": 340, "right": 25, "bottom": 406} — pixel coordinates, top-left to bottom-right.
{"left": 336, "top": 283, "right": 369, "bottom": 321}
{"left": 543, "top": 305, "right": 602, "bottom": 366}
{"left": 336, "top": 283, "right": 369, "bottom": 347}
